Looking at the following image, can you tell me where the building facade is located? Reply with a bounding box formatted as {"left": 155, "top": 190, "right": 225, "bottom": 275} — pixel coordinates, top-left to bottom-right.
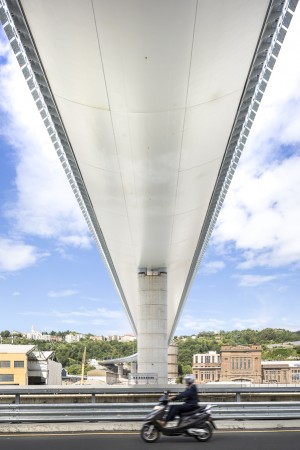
{"left": 262, "top": 361, "right": 300, "bottom": 384}
{"left": 0, "top": 345, "right": 35, "bottom": 385}
{"left": 193, "top": 345, "right": 300, "bottom": 384}
{"left": 220, "top": 345, "right": 262, "bottom": 383}
{"left": 0, "top": 345, "right": 61, "bottom": 385}
{"left": 193, "top": 351, "right": 221, "bottom": 384}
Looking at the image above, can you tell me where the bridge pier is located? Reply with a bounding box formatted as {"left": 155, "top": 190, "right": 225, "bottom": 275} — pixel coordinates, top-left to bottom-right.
{"left": 137, "top": 272, "right": 168, "bottom": 385}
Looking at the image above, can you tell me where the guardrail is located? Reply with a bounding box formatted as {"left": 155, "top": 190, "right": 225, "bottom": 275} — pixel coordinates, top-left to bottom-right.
{"left": 1, "top": 402, "right": 300, "bottom": 423}
{"left": 1, "top": 385, "right": 300, "bottom": 403}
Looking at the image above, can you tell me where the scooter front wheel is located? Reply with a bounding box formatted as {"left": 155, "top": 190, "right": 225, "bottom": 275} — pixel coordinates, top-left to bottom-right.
{"left": 193, "top": 423, "right": 213, "bottom": 442}
{"left": 140, "top": 424, "right": 160, "bottom": 443}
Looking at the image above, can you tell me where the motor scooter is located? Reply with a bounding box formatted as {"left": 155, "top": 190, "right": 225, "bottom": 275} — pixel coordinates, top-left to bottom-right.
{"left": 140, "top": 392, "right": 216, "bottom": 443}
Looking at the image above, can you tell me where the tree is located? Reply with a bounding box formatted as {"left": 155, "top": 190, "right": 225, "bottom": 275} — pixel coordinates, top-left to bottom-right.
{"left": 1, "top": 330, "right": 11, "bottom": 338}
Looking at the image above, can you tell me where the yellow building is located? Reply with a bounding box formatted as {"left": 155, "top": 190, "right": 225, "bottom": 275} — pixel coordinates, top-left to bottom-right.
{"left": 0, "top": 345, "right": 35, "bottom": 385}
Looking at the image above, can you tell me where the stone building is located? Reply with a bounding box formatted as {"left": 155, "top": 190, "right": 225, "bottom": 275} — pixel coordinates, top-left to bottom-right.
{"left": 220, "top": 345, "right": 262, "bottom": 383}
{"left": 193, "top": 345, "right": 300, "bottom": 385}
{"left": 262, "top": 361, "right": 300, "bottom": 384}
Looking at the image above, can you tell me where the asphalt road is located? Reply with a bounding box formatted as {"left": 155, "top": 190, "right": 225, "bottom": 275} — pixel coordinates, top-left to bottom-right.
{"left": 0, "top": 430, "right": 300, "bottom": 450}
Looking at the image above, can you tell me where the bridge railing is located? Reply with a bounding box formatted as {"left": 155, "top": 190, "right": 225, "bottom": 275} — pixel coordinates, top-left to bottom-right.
{"left": 1, "top": 401, "right": 300, "bottom": 423}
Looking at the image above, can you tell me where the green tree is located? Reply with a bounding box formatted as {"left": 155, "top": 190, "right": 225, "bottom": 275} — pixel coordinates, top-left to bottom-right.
{"left": 1, "top": 330, "right": 11, "bottom": 338}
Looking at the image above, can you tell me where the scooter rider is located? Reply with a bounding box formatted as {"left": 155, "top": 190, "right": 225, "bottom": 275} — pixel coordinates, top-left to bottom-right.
{"left": 158, "top": 374, "right": 198, "bottom": 426}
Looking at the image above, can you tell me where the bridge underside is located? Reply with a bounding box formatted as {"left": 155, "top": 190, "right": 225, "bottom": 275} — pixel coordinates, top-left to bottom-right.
{"left": 1, "top": 0, "right": 297, "bottom": 383}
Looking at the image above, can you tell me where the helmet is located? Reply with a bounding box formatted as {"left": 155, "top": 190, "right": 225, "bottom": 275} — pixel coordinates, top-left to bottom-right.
{"left": 183, "top": 374, "right": 195, "bottom": 385}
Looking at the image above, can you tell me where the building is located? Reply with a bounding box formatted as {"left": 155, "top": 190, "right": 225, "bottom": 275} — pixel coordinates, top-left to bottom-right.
{"left": 262, "top": 361, "right": 300, "bottom": 384}
{"left": 28, "top": 350, "right": 62, "bottom": 385}
{"left": 220, "top": 345, "right": 262, "bottom": 383}
{"left": 193, "top": 351, "right": 221, "bottom": 384}
{"left": 120, "top": 334, "right": 136, "bottom": 342}
{"left": 26, "top": 326, "right": 51, "bottom": 341}
{"left": 193, "top": 346, "right": 261, "bottom": 384}
{"left": 0, "top": 345, "right": 62, "bottom": 385}
{"left": 65, "top": 333, "right": 85, "bottom": 343}
{"left": 0, "top": 344, "right": 35, "bottom": 385}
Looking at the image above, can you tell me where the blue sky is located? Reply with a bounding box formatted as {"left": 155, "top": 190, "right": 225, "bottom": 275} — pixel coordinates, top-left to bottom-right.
{"left": 1, "top": 8, "right": 300, "bottom": 336}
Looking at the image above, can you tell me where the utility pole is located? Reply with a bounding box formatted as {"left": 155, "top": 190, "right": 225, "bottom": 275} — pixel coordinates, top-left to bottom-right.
{"left": 81, "top": 346, "right": 86, "bottom": 385}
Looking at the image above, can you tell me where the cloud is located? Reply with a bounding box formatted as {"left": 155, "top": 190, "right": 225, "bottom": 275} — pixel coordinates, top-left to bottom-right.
{"left": 0, "top": 30, "right": 91, "bottom": 249}
{"left": 18, "top": 306, "right": 123, "bottom": 320}
{"left": 12, "top": 292, "right": 20, "bottom": 296}
{"left": 234, "top": 274, "right": 277, "bottom": 287}
{"left": 202, "top": 260, "right": 225, "bottom": 274}
{"left": 212, "top": 8, "right": 300, "bottom": 271}
{"left": 177, "top": 315, "right": 226, "bottom": 333}
{"left": 47, "top": 290, "right": 79, "bottom": 298}
{"left": 0, "top": 237, "right": 46, "bottom": 272}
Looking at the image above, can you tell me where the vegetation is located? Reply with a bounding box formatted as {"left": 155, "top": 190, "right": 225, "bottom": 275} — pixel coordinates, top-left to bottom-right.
{"left": 1, "top": 328, "right": 299, "bottom": 375}
{"left": 176, "top": 328, "right": 300, "bottom": 371}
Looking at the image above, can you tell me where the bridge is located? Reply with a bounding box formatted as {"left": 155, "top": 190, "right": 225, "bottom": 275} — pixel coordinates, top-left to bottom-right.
{"left": 0, "top": 0, "right": 297, "bottom": 384}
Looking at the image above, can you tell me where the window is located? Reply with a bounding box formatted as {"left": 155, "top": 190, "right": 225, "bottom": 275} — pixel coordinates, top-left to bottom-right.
{"left": 0, "top": 361, "right": 10, "bottom": 368}
{"left": 211, "top": 356, "right": 215, "bottom": 363}
{"left": 0, "top": 374, "right": 14, "bottom": 382}
{"left": 232, "top": 358, "right": 234, "bottom": 370}
{"left": 248, "top": 358, "right": 251, "bottom": 369}
{"left": 244, "top": 358, "right": 247, "bottom": 369}
{"left": 14, "top": 361, "right": 24, "bottom": 368}
{"left": 205, "top": 356, "right": 210, "bottom": 363}
{"left": 201, "top": 356, "right": 203, "bottom": 363}
{"left": 212, "top": 372, "right": 214, "bottom": 381}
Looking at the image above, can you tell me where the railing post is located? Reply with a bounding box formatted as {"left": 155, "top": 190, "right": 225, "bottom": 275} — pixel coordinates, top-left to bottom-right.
{"left": 15, "top": 394, "right": 20, "bottom": 404}
{"left": 236, "top": 392, "right": 241, "bottom": 402}
{"left": 91, "top": 394, "right": 96, "bottom": 403}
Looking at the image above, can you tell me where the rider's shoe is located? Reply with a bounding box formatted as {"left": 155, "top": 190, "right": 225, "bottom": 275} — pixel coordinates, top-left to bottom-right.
{"left": 157, "top": 420, "right": 166, "bottom": 427}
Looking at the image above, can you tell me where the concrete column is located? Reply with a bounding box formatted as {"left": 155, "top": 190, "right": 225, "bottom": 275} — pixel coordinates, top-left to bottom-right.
{"left": 131, "top": 362, "right": 137, "bottom": 374}
{"left": 137, "top": 272, "right": 168, "bottom": 385}
{"left": 117, "top": 363, "right": 124, "bottom": 377}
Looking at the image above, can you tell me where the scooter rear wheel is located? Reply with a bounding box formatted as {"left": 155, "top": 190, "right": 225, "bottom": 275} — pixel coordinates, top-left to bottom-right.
{"left": 193, "top": 423, "right": 213, "bottom": 442}
{"left": 140, "top": 424, "right": 160, "bottom": 443}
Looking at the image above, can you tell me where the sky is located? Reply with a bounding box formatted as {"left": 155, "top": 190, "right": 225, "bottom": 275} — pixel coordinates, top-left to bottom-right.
{"left": 0, "top": 7, "right": 300, "bottom": 337}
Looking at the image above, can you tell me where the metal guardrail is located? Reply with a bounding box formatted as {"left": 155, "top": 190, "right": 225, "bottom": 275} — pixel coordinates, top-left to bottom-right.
{"left": 1, "top": 402, "right": 300, "bottom": 423}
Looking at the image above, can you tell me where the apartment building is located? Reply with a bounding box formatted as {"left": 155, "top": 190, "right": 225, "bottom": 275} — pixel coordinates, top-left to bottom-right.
{"left": 193, "top": 351, "right": 221, "bottom": 383}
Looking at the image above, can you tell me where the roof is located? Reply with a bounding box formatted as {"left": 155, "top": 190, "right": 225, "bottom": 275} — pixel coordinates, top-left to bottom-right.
{"left": 0, "top": 344, "right": 35, "bottom": 355}
{"left": 262, "top": 360, "right": 300, "bottom": 367}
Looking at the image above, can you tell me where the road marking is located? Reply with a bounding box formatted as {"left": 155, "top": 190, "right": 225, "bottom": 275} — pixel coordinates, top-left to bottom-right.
{"left": 0, "top": 432, "right": 139, "bottom": 437}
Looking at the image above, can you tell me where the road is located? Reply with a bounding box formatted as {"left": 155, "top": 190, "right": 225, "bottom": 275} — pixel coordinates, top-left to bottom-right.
{"left": 0, "top": 430, "right": 300, "bottom": 449}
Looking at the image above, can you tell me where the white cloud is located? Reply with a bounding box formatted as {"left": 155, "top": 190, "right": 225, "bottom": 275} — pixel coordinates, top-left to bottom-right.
{"left": 48, "top": 290, "right": 79, "bottom": 298}
{"left": 234, "top": 274, "right": 277, "bottom": 287}
{"left": 177, "top": 315, "right": 225, "bottom": 333}
{"left": 12, "top": 292, "right": 20, "bottom": 296}
{"left": 202, "top": 260, "right": 225, "bottom": 274}
{"left": 212, "top": 8, "right": 300, "bottom": 271}
{"left": 0, "top": 30, "right": 91, "bottom": 249}
{"left": 18, "top": 306, "right": 123, "bottom": 319}
{"left": 58, "top": 235, "right": 91, "bottom": 249}
{"left": 0, "top": 238, "right": 45, "bottom": 272}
